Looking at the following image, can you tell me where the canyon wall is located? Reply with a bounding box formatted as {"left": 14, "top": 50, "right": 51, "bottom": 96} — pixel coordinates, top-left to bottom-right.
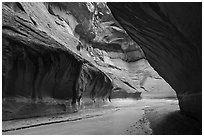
{"left": 107, "top": 2, "right": 202, "bottom": 120}
{"left": 2, "top": 2, "right": 144, "bottom": 120}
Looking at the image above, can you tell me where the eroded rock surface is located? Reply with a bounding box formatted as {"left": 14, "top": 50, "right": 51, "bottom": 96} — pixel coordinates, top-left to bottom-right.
{"left": 2, "top": 2, "right": 148, "bottom": 120}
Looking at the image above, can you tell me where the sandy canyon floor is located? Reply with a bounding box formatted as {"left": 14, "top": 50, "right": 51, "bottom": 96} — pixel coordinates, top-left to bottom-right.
{"left": 2, "top": 97, "right": 201, "bottom": 135}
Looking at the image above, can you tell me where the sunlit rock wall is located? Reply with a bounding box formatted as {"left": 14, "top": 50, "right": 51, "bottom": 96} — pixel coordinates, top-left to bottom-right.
{"left": 2, "top": 2, "right": 114, "bottom": 120}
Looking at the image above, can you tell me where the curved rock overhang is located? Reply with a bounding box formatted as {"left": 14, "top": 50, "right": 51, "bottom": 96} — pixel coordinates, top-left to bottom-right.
{"left": 3, "top": 2, "right": 147, "bottom": 121}
{"left": 2, "top": 3, "right": 114, "bottom": 120}
{"left": 107, "top": 2, "right": 202, "bottom": 120}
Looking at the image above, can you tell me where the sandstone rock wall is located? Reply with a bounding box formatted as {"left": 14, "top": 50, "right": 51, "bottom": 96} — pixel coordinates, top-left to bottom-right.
{"left": 2, "top": 2, "right": 114, "bottom": 120}
{"left": 2, "top": 2, "right": 177, "bottom": 120}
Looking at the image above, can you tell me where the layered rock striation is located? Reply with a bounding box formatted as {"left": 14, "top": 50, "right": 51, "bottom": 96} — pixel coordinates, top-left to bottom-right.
{"left": 2, "top": 2, "right": 145, "bottom": 120}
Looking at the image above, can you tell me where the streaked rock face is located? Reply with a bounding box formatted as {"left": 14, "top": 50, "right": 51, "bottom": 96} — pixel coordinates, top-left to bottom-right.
{"left": 2, "top": 2, "right": 145, "bottom": 120}
{"left": 2, "top": 2, "right": 111, "bottom": 120}
{"left": 107, "top": 2, "right": 202, "bottom": 120}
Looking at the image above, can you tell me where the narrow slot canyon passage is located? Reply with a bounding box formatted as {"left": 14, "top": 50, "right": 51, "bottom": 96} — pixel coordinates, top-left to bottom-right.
{"left": 2, "top": 2, "right": 202, "bottom": 135}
